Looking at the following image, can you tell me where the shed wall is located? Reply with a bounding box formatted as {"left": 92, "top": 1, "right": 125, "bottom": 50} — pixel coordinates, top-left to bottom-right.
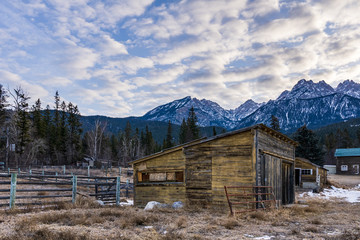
{"left": 133, "top": 149, "right": 186, "bottom": 207}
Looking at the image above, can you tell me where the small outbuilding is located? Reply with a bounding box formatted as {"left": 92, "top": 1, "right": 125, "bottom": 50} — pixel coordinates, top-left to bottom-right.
{"left": 131, "top": 124, "right": 297, "bottom": 210}
{"left": 295, "top": 158, "right": 327, "bottom": 189}
{"left": 335, "top": 148, "right": 360, "bottom": 175}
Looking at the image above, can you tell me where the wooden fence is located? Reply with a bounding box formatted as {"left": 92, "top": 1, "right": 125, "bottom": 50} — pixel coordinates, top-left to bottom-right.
{"left": 0, "top": 173, "right": 133, "bottom": 209}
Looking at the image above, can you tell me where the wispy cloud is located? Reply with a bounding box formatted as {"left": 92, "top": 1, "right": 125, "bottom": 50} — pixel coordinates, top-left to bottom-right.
{"left": 0, "top": 0, "right": 359, "bottom": 117}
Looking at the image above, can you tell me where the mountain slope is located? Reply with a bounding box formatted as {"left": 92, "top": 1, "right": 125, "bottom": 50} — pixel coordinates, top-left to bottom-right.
{"left": 142, "top": 96, "right": 262, "bottom": 129}
{"left": 142, "top": 79, "right": 360, "bottom": 132}
{"left": 235, "top": 80, "right": 360, "bottom": 132}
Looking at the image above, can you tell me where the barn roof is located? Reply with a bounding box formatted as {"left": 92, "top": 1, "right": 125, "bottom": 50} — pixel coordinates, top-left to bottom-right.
{"left": 131, "top": 123, "right": 297, "bottom": 165}
{"left": 295, "top": 157, "right": 327, "bottom": 170}
{"left": 335, "top": 148, "right": 360, "bottom": 157}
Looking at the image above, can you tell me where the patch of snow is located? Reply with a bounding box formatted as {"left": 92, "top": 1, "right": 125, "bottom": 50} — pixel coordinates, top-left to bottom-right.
{"left": 120, "top": 199, "right": 133, "bottom": 206}
{"left": 144, "top": 201, "right": 163, "bottom": 210}
{"left": 299, "top": 186, "right": 360, "bottom": 203}
{"left": 254, "top": 236, "right": 274, "bottom": 240}
{"left": 144, "top": 226, "right": 153, "bottom": 229}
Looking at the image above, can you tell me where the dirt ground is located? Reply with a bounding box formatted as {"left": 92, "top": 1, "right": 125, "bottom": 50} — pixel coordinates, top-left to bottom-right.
{"left": 0, "top": 192, "right": 359, "bottom": 240}
{"left": 0, "top": 174, "right": 359, "bottom": 240}
{"left": 327, "top": 174, "right": 360, "bottom": 187}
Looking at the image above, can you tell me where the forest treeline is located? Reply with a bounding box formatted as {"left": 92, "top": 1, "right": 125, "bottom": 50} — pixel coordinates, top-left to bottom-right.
{"left": 0, "top": 85, "right": 202, "bottom": 168}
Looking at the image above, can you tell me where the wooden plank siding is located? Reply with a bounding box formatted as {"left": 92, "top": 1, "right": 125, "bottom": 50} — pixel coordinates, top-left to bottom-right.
{"left": 256, "top": 130, "right": 295, "bottom": 205}
{"left": 336, "top": 156, "right": 360, "bottom": 175}
{"left": 132, "top": 124, "right": 297, "bottom": 209}
{"left": 133, "top": 149, "right": 186, "bottom": 207}
{"left": 295, "top": 158, "right": 328, "bottom": 188}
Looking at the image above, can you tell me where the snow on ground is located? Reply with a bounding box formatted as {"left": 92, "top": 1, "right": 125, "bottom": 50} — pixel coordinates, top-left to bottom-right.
{"left": 299, "top": 186, "right": 360, "bottom": 203}
{"left": 120, "top": 199, "right": 133, "bottom": 206}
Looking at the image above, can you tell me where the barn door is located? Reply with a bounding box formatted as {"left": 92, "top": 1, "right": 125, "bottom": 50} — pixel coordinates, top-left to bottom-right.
{"left": 282, "top": 162, "right": 292, "bottom": 204}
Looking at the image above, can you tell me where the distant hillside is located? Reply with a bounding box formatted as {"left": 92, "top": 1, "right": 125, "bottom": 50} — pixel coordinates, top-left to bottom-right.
{"left": 313, "top": 117, "right": 360, "bottom": 143}
{"left": 80, "top": 115, "right": 225, "bottom": 144}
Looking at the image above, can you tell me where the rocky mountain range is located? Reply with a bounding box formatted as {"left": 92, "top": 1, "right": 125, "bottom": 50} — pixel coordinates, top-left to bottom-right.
{"left": 142, "top": 79, "right": 360, "bottom": 133}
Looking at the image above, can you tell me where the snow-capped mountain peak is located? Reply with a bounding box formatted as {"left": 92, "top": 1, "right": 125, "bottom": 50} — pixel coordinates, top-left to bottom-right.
{"left": 281, "top": 79, "right": 335, "bottom": 100}
{"left": 142, "top": 79, "right": 360, "bottom": 132}
{"left": 336, "top": 80, "right": 360, "bottom": 98}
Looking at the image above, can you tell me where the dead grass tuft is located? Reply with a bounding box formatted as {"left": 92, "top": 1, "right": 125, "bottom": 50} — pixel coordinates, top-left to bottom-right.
{"left": 175, "top": 216, "right": 187, "bottom": 229}
{"left": 221, "top": 217, "right": 240, "bottom": 229}
{"left": 310, "top": 218, "right": 322, "bottom": 225}
{"left": 304, "top": 226, "right": 319, "bottom": 233}
{"left": 115, "top": 210, "right": 159, "bottom": 229}
{"left": 249, "top": 211, "right": 266, "bottom": 221}
{"left": 161, "top": 229, "right": 185, "bottom": 240}
{"left": 74, "top": 196, "right": 100, "bottom": 209}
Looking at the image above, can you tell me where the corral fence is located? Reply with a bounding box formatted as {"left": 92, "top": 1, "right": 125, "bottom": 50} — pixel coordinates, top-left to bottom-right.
{"left": 0, "top": 173, "right": 133, "bottom": 209}
{"left": 224, "top": 186, "right": 277, "bottom": 215}
{"left": 1, "top": 165, "right": 133, "bottom": 178}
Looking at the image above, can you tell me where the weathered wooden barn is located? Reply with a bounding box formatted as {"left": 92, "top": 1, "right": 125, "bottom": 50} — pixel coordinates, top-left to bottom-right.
{"left": 131, "top": 124, "right": 297, "bottom": 210}
{"left": 335, "top": 148, "right": 360, "bottom": 175}
{"left": 295, "top": 158, "right": 327, "bottom": 189}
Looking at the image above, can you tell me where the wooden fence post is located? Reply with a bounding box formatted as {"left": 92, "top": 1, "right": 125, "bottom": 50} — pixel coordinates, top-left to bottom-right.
{"left": 116, "top": 176, "right": 120, "bottom": 206}
{"left": 10, "top": 173, "right": 17, "bottom": 209}
{"left": 63, "top": 165, "right": 66, "bottom": 175}
{"left": 18, "top": 168, "right": 20, "bottom": 174}
{"left": 55, "top": 172, "right": 58, "bottom": 182}
{"left": 72, "top": 175, "right": 77, "bottom": 204}
{"left": 29, "top": 169, "right": 32, "bottom": 180}
{"left": 7, "top": 168, "right": 10, "bottom": 175}
{"left": 87, "top": 166, "right": 90, "bottom": 177}
{"left": 126, "top": 179, "right": 129, "bottom": 198}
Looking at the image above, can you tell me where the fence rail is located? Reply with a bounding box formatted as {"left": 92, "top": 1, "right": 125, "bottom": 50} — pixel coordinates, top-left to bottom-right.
{"left": 0, "top": 173, "right": 133, "bottom": 209}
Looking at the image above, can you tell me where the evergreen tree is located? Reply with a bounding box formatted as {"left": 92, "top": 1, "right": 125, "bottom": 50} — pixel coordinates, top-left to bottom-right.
{"left": 11, "top": 87, "right": 31, "bottom": 166}
{"left": 43, "top": 105, "right": 54, "bottom": 164}
{"left": 67, "top": 103, "right": 82, "bottom": 164}
{"left": 187, "top": 106, "right": 200, "bottom": 140}
{"left": 270, "top": 115, "right": 280, "bottom": 131}
{"left": 58, "top": 101, "right": 68, "bottom": 163}
{"left": 165, "top": 120, "right": 173, "bottom": 149}
{"left": 179, "top": 118, "right": 187, "bottom": 144}
{"left": 293, "top": 125, "right": 324, "bottom": 165}
{"left": 212, "top": 126, "right": 217, "bottom": 136}
{"left": 31, "top": 99, "right": 45, "bottom": 138}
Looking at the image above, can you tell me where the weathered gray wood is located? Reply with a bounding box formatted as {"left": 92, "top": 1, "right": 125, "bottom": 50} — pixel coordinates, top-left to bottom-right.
{"left": 116, "top": 176, "right": 120, "bottom": 206}
{"left": 10, "top": 173, "right": 17, "bottom": 209}
{"left": 72, "top": 175, "right": 77, "bottom": 204}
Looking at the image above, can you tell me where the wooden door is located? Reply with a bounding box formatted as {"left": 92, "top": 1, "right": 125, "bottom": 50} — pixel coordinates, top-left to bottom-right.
{"left": 282, "top": 162, "right": 292, "bottom": 204}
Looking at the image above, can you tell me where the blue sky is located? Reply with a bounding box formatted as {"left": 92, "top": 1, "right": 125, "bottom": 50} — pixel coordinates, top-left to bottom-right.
{"left": 1, "top": 0, "right": 360, "bottom": 117}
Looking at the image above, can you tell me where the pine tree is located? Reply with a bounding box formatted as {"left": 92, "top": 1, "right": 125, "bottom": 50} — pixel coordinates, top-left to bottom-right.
{"left": 212, "top": 126, "right": 217, "bottom": 136}
{"left": 179, "top": 118, "right": 187, "bottom": 144}
{"left": 11, "top": 87, "right": 31, "bottom": 166}
{"left": 187, "top": 106, "right": 200, "bottom": 140}
{"left": 165, "top": 120, "right": 173, "bottom": 149}
{"left": 270, "top": 115, "right": 280, "bottom": 131}
{"left": 67, "top": 103, "right": 82, "bottom": 164}
{"left": 31, "top": 99, "right": 45, "bottom": 138}
{"left": 293, "top": 125, "right": 324, "bottom": 165}
{"left": 58, "top": 101, "right": 68, "bottom": 164}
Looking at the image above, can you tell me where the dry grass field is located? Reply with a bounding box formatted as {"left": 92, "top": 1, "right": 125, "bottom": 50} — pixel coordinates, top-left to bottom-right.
{"left": 0, "top": 194, "right": 359, "bottom": 240}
